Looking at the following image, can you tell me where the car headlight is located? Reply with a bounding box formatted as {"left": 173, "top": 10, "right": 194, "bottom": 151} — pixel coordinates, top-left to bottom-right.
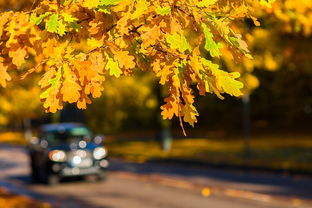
{"left": 49, "top": 150, "right": 66, "bottom": 162}
{"left": 93, "top": 147, "right": 107, "bottom": 160}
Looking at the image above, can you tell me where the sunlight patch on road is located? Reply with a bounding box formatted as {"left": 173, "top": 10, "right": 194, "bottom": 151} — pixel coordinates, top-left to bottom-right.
{"left": 201, "top": 188, "right": 211, "bottom": 197}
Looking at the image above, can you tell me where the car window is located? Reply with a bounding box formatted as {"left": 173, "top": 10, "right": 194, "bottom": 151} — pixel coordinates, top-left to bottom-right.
{"left": 41, "top": 127, "right": 92, "bottom": 146}
{"left": 70, "top": 127, "right": 90, "bottom": 136}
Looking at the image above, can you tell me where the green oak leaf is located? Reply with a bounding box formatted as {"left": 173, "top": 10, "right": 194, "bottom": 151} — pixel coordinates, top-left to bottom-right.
{"left": 46, "top": 14, "right": 60, "bottom": 33}
{"left": 166, "top": 33, "right": 191, "bottom": 53}
{"left": 155, "top": 6, "right": 171, "bottom": 15}
{"left": 30, "top": 12, "right": 51, "bottom": 25}
{"left": 202, "top": 23, "right": 223, "bottom": 57}
{"left": 105, "top": 53, "right": 122, "bottom": 78}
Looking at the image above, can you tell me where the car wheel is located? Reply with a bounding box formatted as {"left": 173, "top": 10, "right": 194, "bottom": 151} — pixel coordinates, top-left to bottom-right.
{"left": 30, "top": 163, "right": 40, "bottom": 182}
{"left": 30, "top": 155, "right": 40, "bottom": 183}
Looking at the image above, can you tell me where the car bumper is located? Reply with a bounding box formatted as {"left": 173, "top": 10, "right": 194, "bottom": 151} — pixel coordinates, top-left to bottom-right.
{"left": 62, "top": 166, "right": 102, "bottom": 176}
{"left": 50, "top": 159, "right": 109, "bottom": 177}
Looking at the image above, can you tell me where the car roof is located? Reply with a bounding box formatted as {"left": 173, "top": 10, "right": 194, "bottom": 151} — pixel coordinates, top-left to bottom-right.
{"left": 41, "top": 123, "right": 87, "bottom": 132}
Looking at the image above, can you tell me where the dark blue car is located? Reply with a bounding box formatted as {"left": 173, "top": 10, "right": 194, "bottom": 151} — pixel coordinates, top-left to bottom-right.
{"left": 28, "top": 123, "right": 108, "bottom": 185}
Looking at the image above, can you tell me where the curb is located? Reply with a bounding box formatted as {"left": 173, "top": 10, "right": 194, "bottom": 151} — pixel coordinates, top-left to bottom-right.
{"left": 111, "top": 171, "right": 312, "bottom": 207}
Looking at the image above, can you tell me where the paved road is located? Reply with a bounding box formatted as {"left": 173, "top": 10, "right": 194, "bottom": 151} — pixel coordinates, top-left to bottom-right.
{"left": 0, "top": 145, "right": 311, "bottom": 208}
{"left": 109, "top": 159, "right": 312, "bottom": 200}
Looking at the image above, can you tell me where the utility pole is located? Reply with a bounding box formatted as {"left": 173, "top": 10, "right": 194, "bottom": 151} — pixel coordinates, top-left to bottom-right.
{"left": 155, "top": 83, "right": 172, "bottom": 152}
{"left": 242, "top": 94, "right": 251, "bottom": 157}
{"left": 23, "top": 118, "right": 32, "bottom": 141}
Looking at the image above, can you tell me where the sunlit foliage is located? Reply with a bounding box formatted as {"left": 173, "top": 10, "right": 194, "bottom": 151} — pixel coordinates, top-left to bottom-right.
{"left": 2, "top": 0, "right": 308, "bottom": 132}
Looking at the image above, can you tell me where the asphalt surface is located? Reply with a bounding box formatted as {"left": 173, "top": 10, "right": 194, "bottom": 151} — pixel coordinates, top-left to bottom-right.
{"left": 0, "top": 145, "right": 311, "bottom": 208}
{"left": 109, "top": 159, "right": 312, "bottom": 200}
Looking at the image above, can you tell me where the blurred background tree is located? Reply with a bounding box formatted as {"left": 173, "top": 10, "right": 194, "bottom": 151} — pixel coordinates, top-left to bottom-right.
{"left": 226, "top": 0, "right": 312, "bottom": 132}
{"left": 86, "top": 71, "right": 159, "bottom": 134}
{"left": 0, "top": 73, "right": 43, "bottom": 129}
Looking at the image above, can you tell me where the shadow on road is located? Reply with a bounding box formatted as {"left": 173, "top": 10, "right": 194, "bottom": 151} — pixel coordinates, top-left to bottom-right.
{"left": 0, "top": 158, "right": 19, "bottom": 170}
{"left": 109, "top": 158, "right": 312, "bottom": 200}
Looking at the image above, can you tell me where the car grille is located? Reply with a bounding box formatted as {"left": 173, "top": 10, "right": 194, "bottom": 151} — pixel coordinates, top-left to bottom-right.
{"left": 67, "top": 150, "right": 93, "bottom": 168}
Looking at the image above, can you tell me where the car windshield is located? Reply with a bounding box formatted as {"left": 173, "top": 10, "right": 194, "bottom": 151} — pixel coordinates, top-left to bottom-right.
{"left": 42, "top": 127, "right": 92, "bottom": 146}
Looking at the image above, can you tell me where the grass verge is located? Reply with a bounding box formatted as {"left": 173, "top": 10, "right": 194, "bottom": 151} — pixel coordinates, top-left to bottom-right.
{"left": 106, "top": 134, "right": 312, "bottom": 173}
{"left": 0, "top": 132, "right": 27, "bottom": 146}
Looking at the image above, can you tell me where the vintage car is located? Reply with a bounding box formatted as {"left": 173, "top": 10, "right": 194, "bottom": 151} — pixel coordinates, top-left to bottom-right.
{"left": 28, "top": 123, "right": 109, "bottom": 185}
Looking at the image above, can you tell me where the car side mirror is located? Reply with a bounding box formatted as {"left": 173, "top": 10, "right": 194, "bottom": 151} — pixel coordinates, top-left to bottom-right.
{"left": 94, "top": 135, "right": 105, "bottom": 144}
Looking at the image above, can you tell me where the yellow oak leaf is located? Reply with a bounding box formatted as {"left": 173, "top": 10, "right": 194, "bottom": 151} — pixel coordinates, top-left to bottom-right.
{"left": 114, "top": 37, "right": 128, "bottom": 48}
{"left": 42, "top": 86, "right": 63, "bottom": 113}
{"left": 189, "top": 53, "right": 202, "bottom": 79}
{"left": 0, "top": 62, "right": 11, "bottom": 87}
{"left": 5, "top": 21, "right": 17, "bottom": 47}
{"left": 232, "top": 33, "right": 250, "bottom": 54}
{"left": 213, "top": 70, "right": 244, "bottom": 97}
{"left": 183, "top": 104, "right": 199, "bottom": 127}
{"left": 83, "top": 0, "right": 101, "bottom": 9}
{"left": 0, "top": 12, "right": 13, "bottom": 38}
{"left": 8, "top": 47, "right": 27, "bottom": 68}
{"left": 42, "top": 38, "right": 58, "bottom": 58}
{"left": 218, "top": 72, "right": 244, "bottom": 97}
{"left": 40, "top": 67, "right": 62, "bottom": 113}
{"left": 157, "top": 64, "right": 173, "bottom": 85}
{"left": 151, "top": 59, "right": 162, "bottom": 73}
{"left": 87, "top": 38, "right": 103, "bottom": 49}
{"left": 116, "top": 12, "right": 131, "bottom": 35}
{"left": 131, "top": 0, "right": 149, "bottom": 19}
{"left": 182, "top": 86, "right": 195, "bottom": 105}
{"left": 38, "top": 68, "right": 57, "bottom": 88}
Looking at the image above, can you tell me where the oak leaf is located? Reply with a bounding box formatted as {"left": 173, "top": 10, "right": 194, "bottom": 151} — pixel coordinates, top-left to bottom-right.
{"left": 166, "top": 33, "right": 191, "bottom": 53}
{"left": 9, "top": 47, "right": 27, "bottom": 68}
{"left": 105, "top": 53, "right": 122, "bottom": 78}
{"left": 60, "top": 64, "right": 81, "bottom": 103}
{"left": 183, "top": 104, "right": 199, "bottom": 127}
{"left": 113, "top": 50, "right": 136, "bottom": 69}
{"left": 0, "top": 62, "right": 11, "bottom": 87}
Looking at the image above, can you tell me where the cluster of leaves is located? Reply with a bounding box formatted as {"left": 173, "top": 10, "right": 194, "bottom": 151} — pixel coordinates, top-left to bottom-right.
{"left": 0, "top": 0, "right": 276, "bottom": 132}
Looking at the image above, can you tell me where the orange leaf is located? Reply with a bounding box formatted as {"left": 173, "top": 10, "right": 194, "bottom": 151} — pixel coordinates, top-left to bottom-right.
{"left": 61, "top": 64, "right": 82, "bottom": 103}
{"left": 89, "top": 51, "right": 105, "bottom": 73}
{"left": 140, "top": 25, "right": 161, "bottom": 48}
{"left": 8, "top": 47, "right": 27, "bottom": 68}
{"left": 113, "top": 50, "right": 136, "bottom": 69}
{"left": 160, "top": 96, "right": 179, "bottom": 120}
